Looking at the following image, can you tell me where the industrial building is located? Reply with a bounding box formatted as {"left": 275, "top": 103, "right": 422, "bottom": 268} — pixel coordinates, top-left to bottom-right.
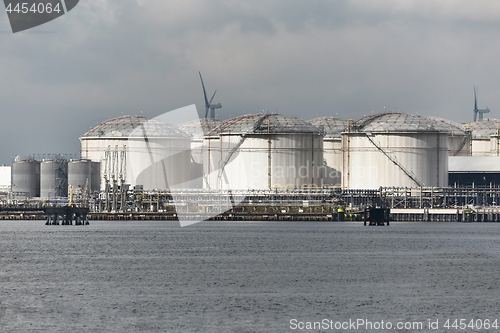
{"left": 444, "top": 119, "right": 500, "bottom": 187}
{"left": 2, "top": 76, "right": 500, "bottom": 221}
{"left": 6, "top": 111, "right": 500, "bottom": 207}
{"left": 449, "top": 156, "right": 500, "bottom": 187}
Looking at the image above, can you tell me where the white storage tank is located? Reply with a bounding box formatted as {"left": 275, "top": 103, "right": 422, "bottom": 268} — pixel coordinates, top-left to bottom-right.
{"left": 308, "top": 117, "right": 346, "bottom": 187}
{"left": 0, "top": 165, "right": 11, "bottom": 192}
{"left": 80, "top": 115, "right": 191, "bottom": 190}
{"left": 462, "top": 120, "right": 500, "bottom": 156}
{"left": 179, "top": 119, "right": 222, "bottom": 188}
{"left": 427, "top": 117, "right": 471, "bottom": 156}
{"left": 203, "top": 130, "right": 224, "bottom": 190}
{"left": 40, "top": 159, "right": 68, "bottom": 198}
{"left": 128, "top": 119, "right": 191, "bottom": 190}
{"left": 81, "top": 116, "right": 146, "bottom": 190}
{"left": 342, "top": 112, "right": 449, "bottom": 189}
{"left": 12, "top": 158, "right": 40, "bottom": 197}
{"left": 204, "top": 114, "right": 324, "bottom": 190}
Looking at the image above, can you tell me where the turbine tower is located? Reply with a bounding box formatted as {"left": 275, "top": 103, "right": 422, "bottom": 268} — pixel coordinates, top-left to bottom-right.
{"left": 474, "top": 86, "right": 490, "bottom": 122}
{"left": 199, "top": 72, "right": 222, "bottom": 119}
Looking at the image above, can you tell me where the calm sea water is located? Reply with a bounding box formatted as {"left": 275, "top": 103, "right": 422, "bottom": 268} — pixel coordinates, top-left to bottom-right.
{"left": 1, "top": 221, "right": 500, "bottom": 332}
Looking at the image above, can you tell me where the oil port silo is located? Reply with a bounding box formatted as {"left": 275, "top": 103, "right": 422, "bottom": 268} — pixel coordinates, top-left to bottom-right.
{"left": 0, "top": 165, "right": 10, "bottom": 193}
{"left": 80, "top": 115, "right": 191, "bottom": 190}
{"left": 203, "top": 114, "right": 324, "bottom": 190}
{"left": 179, "top": 118, "right": 222, "bottom": 188}
{"left": 81, "top": 116, "right": 148, "bottom": 172}
{"left": 91, "top": 161, "right": 100, "bottom": 192}
{"left": 308, "top": 117, "right": 346, "bottom": 187}
{"left": 462, "top": 120, "right": 500, "bottom": 156}
{"left": 68, "top": 159, "right": 92, "bottom": 192}
{"left": 40, "top": 159, "right": 68, "bottom": 198}
{"left": 12, "top": 157, "right": 40, "bottom": 197}
{"left": 427, "top": 117, "right": 471, "bottom": 156}
{"left": 342, "top": 112, "right": 449, "bottom": 189}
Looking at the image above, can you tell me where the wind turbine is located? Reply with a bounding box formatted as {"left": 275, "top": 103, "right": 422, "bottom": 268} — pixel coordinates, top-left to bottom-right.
{"left": 199, "top": 72, "right": 222, "bottom": 119}
{"left": 474, "top": 86, "right": 490, "bottom": 121}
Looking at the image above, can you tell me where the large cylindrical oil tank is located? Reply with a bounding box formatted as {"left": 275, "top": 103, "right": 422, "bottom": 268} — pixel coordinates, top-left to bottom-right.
{"left": 80, "top": 116, "right": 147, "bottom": 190}
{"left": 427, "top": 117, "right": 471, "bottom": 156}
{"left": 40, "top": 159, "right": 68, "bottom": 198}
{"left": 203, "top": 133, "right": 223, "bottom": 190}
{"left": 12, "top": 159, "right": 40, "bottom": 197}
{"left": 127, "top": 119, "right": 191, "bottom": 190}
{"left": 490, "top": 134, "right": 500, "bottom": 156}
{"left": 204, "top": 114, "right": 324, "bottom": 190}
{"left": 68, "top": 159, "right": 92, "bottom": 192}
{"left": 462, "top": 120, "right": 500, "bottom": 156}
{"left": 308, "top": 117, "right": 346, "bottom": 187}
{"left": 80, "top": 116, "right": 192, "bottom": 190}
{"left": 0, "top": 165, "right": 11, "bottom": 192}
{"left": 180, "top": 119, "right": 222, "bottom": 188}
{"left": 342, "top": 112, "right": 449, "bottom": 189}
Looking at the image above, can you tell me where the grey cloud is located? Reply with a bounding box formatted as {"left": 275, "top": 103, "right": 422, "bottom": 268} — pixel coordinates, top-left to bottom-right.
{"left": 1, "top": 1, "right": 500, "bottom": 163}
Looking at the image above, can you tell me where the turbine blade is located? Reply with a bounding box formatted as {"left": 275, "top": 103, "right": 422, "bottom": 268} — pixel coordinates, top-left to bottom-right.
{"left": 474, "top": 85, "right": 478, "bottom": 111}
{"left": 199, "top": 72, "right": 209, "bottom": 106}
{"left": 209, "top": 90, "right": 217, "bottom": 104}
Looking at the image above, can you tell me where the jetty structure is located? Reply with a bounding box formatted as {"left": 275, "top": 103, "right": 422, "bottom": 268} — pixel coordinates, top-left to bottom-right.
{"left": 43, "top": 186, "right": 88, "bottom": 225}
{"left": 2, "top": 186, "right": 500, "bottom": 223}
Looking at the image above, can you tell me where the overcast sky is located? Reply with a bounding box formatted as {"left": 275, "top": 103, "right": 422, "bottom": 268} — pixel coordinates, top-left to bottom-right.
{"left": 1, "top": 0, "right": 500, "bottom": 164}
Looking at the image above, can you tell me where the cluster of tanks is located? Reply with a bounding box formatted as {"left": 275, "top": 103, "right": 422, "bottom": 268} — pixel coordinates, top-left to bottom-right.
{"left": 10, "top": 111, "right": 500, "bottom": 198}
{"left": 79, "top": 112, "right": 497, "bottom": 191}
{"left": 11, "top": 157, "right": 100, "bottom": 199}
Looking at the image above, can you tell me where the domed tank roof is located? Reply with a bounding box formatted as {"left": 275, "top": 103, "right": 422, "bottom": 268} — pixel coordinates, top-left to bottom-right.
{"left": 426, "top": 116, "right": 470, "bottom": 137}
{"left": 212, "top": 114, "right": 322, "bottom": 136}
{"left": 82, "top": 116, "right": 190, "bottom": 139}
{"left": 462, "top": 120, "right": 500, "bottom": 139}
{"left": 308, "top": 117, "right": 347, "bottom": 139}
{"left": 350, "top": 112, "right": 451, "bottom": 134}
{"left": 179, "top": 119, "right": 223, "bottom": 139}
